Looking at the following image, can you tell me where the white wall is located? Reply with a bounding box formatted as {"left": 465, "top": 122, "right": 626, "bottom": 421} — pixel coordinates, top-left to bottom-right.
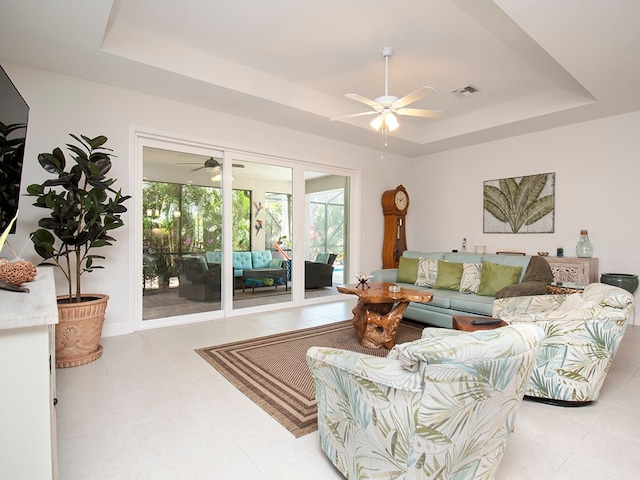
{"left": 4, "top": 63, "right": 410, "bottom": 335}
{"left": 407, "top": 111, "right": 640, "bottom": 322}
{"left": 8, "top": 62, "right": 638, "bottom": 333}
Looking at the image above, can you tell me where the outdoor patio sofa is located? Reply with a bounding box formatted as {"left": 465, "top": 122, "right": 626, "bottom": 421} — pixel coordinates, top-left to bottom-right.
{"left": 205, "top": 250, "right": 287, "bottom": 291}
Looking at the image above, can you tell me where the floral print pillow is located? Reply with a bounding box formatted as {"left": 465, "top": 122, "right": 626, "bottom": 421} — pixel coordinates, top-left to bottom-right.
{"left": 459, "top": 262, "right": 482, "bottom": 293}
{"left": 415, "top": 258, "right": 438, "bottom": 287}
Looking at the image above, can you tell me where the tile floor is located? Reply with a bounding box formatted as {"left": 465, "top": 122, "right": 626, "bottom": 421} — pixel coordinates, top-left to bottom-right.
{"left": 56, "top": 300, "right": 640, "bottom": 479}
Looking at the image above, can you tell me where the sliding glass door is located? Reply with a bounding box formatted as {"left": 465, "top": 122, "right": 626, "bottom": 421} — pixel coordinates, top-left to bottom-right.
{"left": 142, "top": 147, "right": 228, "bottom": 320}
{"left": 229, "top": 155, "right": 293, "bottom": 310}
{"left": 137, "top": 133, "right": 356, "bottom": 327}
{"left": 304, "top": 171, "right": 350, "bottom": 299}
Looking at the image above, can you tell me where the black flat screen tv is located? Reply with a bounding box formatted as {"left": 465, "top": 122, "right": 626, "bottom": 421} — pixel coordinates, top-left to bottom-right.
{"left": 0, "top": 65, "right": 29, "bottom": 234}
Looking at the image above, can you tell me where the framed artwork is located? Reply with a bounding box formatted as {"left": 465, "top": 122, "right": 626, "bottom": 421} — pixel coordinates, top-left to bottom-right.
{"left": 483, "top": 172, "right": 555, "bottom": 233}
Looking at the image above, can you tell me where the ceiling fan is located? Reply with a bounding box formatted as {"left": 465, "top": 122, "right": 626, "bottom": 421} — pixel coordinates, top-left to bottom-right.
{"left": 331, "top": 47, "right": 442, "bottom": 131}
{"left": 180, "top": 157, "right": 245, "bottom": 172}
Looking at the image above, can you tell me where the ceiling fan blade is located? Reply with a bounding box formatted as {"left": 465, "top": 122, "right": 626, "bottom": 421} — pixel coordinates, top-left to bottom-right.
{"left": 191, "top": 166, "right": 206, "bottom": 172}
{"left": 396, "top": 107, "right": 443, "bottom": 119}
{"left": 331, "top": 111, "right": 378, "bottom": 121}
{"left": 232, "top": 163, "right": 245, "bottom": 168}
{"left": 345, "top": 93, "right": 381, "bottom": 109}
{"left": 392, "top": 86, "right": 435, "bottom": 109}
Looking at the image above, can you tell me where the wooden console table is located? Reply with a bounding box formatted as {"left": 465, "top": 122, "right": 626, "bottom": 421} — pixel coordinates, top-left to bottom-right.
{"left": 545, "top": 257, "right": 598, "bottom": 284}
{"left": 338, "top": 282, "right": 432, "bottom": 349}
{"left": 0, "top": 267, "right": 58, "bottom": 479}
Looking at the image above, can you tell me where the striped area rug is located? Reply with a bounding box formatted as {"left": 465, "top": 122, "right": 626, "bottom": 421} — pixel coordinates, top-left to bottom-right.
{"left": 196, "top": 319, "right": 424, "bottom": 437}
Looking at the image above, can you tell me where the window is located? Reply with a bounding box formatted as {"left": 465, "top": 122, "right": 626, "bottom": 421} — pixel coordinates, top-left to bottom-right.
{"left": 308, "top": 188, "right": 344, "bottom": 261}
{"left": 136, "top": 133, "right": 356, "bottom": 329}
{"left": 264, "top": 192, "right": 292, "bottom": 251}
{"left": 142, "top": 180, "right": 251, "bottom": 294}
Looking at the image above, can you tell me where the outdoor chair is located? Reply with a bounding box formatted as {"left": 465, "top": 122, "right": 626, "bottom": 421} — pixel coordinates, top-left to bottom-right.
{"left": 305, "top": 252, "right": 337, "bottom": 289}
{"left": 178, "top": 255, "right": 221, "bottom": 302}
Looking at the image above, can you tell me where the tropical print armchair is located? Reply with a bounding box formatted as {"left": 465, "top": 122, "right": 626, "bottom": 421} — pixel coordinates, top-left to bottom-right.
{"left": 491, "top": 283, "right": 634, "bottom": 404}
{"left": 306, "top": 324, "right": 543, "bottom": 479}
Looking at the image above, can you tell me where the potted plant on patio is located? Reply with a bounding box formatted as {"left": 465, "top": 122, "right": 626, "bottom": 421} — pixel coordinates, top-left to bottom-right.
{"left": 27, "top": 134, "right": 130, "bottom": 367}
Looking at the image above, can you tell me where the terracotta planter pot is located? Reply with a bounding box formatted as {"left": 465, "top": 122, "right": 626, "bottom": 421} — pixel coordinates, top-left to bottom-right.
{"left": 55, "top": 294, "right": 109, "bottom": 368}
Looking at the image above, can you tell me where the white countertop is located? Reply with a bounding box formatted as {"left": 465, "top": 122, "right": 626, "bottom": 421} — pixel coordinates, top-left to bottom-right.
{"left": 0, "top": 267, "right": 59, "bottom": 330}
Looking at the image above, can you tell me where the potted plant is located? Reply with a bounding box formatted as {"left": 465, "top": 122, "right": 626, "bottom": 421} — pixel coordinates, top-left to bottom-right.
{"left": 27, "top": 134, "right": 130, "bottom": 367}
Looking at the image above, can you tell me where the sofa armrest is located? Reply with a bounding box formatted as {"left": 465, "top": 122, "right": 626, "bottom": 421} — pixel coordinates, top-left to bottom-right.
{"left": 493, "top": 294, "right": 567, "bottom": 318}
{"left": 306, "top": 346, "right": 423, "bottom": 391}
{"left": 370, "top": 268, "right": 398, "bottom": 283}
{"left": 421, "top": 327, "right": 464, "bottom": 339}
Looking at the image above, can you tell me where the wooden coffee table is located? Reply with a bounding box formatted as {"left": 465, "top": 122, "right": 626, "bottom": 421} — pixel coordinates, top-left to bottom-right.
{"left": 452, "top": 315, "right": 507, "bottom": 332}
{"left": 337, "top": 282, "right": 433, "bottom": 349}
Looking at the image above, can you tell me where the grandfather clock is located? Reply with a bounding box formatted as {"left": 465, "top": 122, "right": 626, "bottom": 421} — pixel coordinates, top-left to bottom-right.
{"left": 381, "top": 185, "right": 409, "bottom": 269}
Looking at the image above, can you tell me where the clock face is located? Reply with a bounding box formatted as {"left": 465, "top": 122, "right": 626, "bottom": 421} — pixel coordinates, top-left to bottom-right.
{"left": 395, "top": 190, "right": 408, "bottom": 211}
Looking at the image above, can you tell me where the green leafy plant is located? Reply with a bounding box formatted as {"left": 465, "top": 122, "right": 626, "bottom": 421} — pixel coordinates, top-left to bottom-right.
{"left": 484, "top": 174, "right": 554, "bottom": 233}
{"left": 154, "top": 253, "right": 179, "bottom": 284}
{"left": 0, "top": 122, "right": 26, "bottom": 233}
{"left": 27, "top": 134, "right": 130, "bottom": 302}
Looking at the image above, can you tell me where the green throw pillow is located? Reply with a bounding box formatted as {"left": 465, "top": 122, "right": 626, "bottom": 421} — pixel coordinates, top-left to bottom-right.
{"left": 397, "top": 256, "right": 420, "bottom": 284}
{"left": 434, "top": 260, "right": 464, "bottom": 291}
{"left": 477, "top": 261, "right": 523, "bottom": 297}
{"left": 269, "top": 259, "right": 282, "bottom": 268}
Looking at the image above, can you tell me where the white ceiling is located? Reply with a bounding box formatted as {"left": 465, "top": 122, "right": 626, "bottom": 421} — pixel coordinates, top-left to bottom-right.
{"left": 1, "top": 0, "right": 639, "bottom": 157}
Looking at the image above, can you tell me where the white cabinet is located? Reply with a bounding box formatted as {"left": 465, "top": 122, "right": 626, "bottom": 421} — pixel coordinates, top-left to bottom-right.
{"left": 546, "top": 257, "right": 599, "bottom": 284}
{"left": 0, "top": 267, "right": 58, "bottom": 479}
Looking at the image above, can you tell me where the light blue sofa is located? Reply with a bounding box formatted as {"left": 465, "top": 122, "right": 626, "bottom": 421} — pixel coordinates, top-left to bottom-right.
{"left": 370, "top": 251, "right": 537, "bottom": 328}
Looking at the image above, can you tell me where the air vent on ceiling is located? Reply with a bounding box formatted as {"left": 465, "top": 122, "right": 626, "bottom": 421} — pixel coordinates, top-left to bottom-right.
{"left": 452, "top": 85, "right": 479, "bottom": 97}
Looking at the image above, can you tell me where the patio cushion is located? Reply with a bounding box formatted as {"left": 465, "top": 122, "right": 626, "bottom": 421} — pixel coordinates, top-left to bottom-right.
{"left": 251, "top": 250, "right": 273, "bottom": 268}
{"left": 233, "top": 252, "right": 253, "bottom": 269}
{"left": 315, "top": 252, "right": 330, "bottom": 264}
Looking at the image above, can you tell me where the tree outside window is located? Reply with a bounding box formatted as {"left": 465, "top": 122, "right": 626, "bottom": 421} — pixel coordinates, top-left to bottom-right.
{"left": 264, "top": 192, "right": 292, "bottom": 252}
{"left": 308, "top": 189, "right": 344, "bottom": 262}
{"left": 142, "top": 181, "right": 251, "bottom": 288}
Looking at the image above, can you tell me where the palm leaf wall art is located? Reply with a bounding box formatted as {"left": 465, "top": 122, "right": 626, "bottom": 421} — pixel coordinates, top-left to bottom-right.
{"left": 483, "top": 172, "right": 555, "bottom": 233}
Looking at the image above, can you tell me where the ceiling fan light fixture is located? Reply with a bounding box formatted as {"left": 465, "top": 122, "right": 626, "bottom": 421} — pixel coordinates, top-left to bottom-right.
{"left": 332, "top": 47, "right": 442, "bottom": 128}
{"left": 370, "top": 111, "right": 399, "bottom": 132}
{"left": 386, "top": 112, "right": 399, "bottom": 131}
{"left": 370, "top": 114, "right": 384, "bottom": 131}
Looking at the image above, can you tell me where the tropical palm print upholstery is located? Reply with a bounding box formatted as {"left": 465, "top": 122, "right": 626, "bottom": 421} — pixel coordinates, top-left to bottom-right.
{"left": 306, "top": 324, "right": 543, "bottom": 479}
{"left": 459, "top": 262, "right": 482, "bottom": 293}
{"left": 491, "top": 283, "right": 634, "bottom": 403}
